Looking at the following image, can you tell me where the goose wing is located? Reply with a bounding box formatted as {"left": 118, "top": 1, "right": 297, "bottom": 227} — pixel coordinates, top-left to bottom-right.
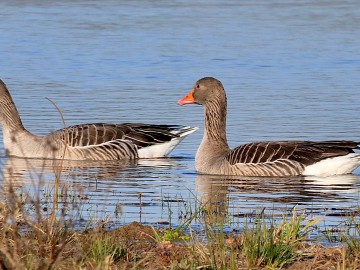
{"left": 48, "top": 123, "right": 195, "bottom": 160}
{"left": 225, "top": 140, "right": 359, "bottom": 175}
{"left": 121, "top": 123, "right": 187, "bottom": 148}
{"left": 54, "top": 123, "right": 190, "bottom": 148}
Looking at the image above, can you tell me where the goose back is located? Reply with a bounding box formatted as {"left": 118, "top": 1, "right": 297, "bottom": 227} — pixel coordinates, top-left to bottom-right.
{"left": 224, "top": 140, "right": 359, "bottom": 176}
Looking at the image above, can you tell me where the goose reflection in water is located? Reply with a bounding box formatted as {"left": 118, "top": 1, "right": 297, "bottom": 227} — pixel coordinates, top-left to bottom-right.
{"left": 196, "top": 173, "right": 360, "bottom": 224}
{"left": 1, "top": 157, "right": 135, "bottom": 190}
{"left": 1, "top": 157, "right": 184, "bottom": 190}
{"left": 1, "top": 157, "right": 187, "bottom": 226}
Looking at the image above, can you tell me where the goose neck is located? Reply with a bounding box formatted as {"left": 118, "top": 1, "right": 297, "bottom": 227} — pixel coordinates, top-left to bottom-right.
{"left": 204, "top": 100, "right": 229, "bottom": 148}
{"left": 0, "top": 94, "right": 25, "bottom": 132}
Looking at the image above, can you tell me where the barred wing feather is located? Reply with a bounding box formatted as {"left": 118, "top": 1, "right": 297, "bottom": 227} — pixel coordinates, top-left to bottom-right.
{"left": 226, "top": 141, "right": 358, "bottom": 165}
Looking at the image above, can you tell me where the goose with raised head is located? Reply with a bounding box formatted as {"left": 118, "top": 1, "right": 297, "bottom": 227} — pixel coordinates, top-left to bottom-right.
{"left": 0, "top": 80, "right": 197, "bottom": 160}
{"left": 178, "top": 77, "right": 360, "bottom": 177}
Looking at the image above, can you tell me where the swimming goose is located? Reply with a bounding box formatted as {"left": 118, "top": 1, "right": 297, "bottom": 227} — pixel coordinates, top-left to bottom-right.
{"left": 178, "top": 77, "right": 360, "bottom": 177}
{"left": 0, "top": 80, "right": 197, "bottom": 160}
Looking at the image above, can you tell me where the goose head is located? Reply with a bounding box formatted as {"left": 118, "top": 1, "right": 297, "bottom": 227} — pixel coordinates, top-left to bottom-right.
{"left": 178, "top": 77, "right": 226, "bottom": 106}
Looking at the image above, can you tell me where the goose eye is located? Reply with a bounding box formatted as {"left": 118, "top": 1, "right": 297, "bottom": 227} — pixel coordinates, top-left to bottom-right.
{"left": 196, "top": 84, "right": 200, "bottom": 89}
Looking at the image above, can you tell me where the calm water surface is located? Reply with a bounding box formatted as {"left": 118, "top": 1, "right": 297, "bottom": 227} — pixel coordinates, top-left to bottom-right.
{"left": 1, "top": 0, "right": 360, "bottom": 239}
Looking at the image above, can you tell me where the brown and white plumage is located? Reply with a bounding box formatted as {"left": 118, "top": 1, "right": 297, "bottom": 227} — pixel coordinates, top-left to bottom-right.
{"left": 178, "top": 77, "right": 360, "bottom": 177}
{"left": 0, "top": 80, "right": 197, "bottom": 160}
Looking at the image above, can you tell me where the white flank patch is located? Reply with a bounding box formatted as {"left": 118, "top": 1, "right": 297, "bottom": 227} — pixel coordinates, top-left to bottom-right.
{"left": 303, "top": 153, "right": 360, "bottom": 177}
{"left": 138, "top": 138, "right": 183, "bottom": 158}
{"left": 138, "top": 127, "right": 198, "bottom": 158}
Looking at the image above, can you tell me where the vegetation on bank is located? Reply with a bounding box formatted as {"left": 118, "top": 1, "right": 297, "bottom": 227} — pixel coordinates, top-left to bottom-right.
{"left": 0, "top": 167, "right": 360, "bottom": 270}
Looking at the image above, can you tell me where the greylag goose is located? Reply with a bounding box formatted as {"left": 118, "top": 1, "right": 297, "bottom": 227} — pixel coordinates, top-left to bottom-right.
{"left": 178, "top": 77, "right": 360, "bottom": 177}
{"left": 0, "top": 80, "right": 197, "bottom": 160}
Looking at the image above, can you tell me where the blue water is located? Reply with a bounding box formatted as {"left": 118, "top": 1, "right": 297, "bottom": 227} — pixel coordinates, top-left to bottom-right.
{"left": 1, "top": 0, "right": 360, "bottom": 238}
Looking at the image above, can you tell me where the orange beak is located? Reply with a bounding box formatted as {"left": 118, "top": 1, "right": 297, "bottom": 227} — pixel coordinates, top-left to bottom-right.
{"left": 178, "top": 91, "right": 195, "bottom": 105}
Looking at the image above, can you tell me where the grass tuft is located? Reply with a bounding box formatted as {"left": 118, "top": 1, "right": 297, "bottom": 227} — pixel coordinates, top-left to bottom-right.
{"left": 82, "top": 230, "right": 126, "bottom": 268}
{"left": 238, "top": 208, "right": 320, "bottom": 269}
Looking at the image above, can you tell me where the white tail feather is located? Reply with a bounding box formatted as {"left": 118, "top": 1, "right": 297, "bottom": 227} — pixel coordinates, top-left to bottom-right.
{"left": 303, "top": 153, "right": 360, "bottom": 177}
